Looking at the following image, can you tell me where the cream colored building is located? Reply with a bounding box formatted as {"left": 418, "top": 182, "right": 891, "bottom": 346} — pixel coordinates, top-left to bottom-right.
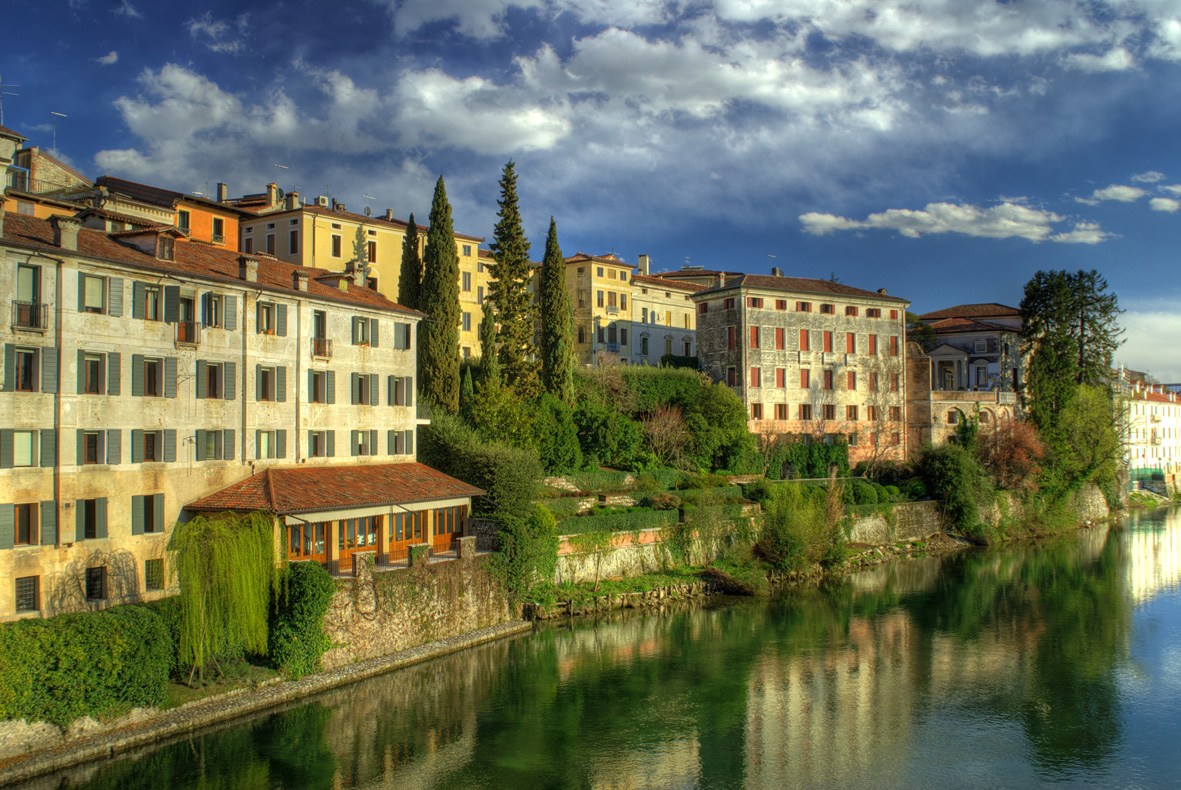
{"left": 565, "top": 252, "right": 635, "bottom": 365}
{"left": 630, "top": 262, "right": 702, "bottom": 365}
{"left": 0, "top": 206, "right": 431, "bottom": 620}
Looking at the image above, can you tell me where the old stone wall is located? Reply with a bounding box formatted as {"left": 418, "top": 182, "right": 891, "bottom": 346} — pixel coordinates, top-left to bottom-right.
{"left": 846, "top": 501, "right": 948, "bottom": 545}
{"left": 321, "top": 553, "right": 515, "bottom": 670}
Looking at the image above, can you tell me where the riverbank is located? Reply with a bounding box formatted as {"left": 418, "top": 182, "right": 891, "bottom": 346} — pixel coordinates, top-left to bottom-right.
{"left": 0, "top": 620, "right": 533, "bottom": 788}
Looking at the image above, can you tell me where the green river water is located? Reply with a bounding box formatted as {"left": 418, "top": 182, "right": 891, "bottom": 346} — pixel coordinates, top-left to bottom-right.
{"left": 21, "top": 506, "right": 1181, "bottom": 789}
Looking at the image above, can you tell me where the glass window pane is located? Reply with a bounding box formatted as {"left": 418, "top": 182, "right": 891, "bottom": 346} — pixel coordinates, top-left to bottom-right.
{"left": 14, "top": 431, "right": 34, "bottom": 466}
{"left": 84, "top": 276, "right": 104, "bottom": 310}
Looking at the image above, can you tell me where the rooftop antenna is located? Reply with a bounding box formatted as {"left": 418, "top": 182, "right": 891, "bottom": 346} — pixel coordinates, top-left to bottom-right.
{"left": 50, "top": 111, "right": 67, "bottom": 156}
{"left": 362, "top": 194, "right": 375, "bottom": 217}
{"left": 0, "top": 75, "right": 19, "bottom": 127}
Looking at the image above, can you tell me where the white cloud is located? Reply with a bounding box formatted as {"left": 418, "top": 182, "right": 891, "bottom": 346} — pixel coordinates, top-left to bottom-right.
{"left": 1120, "top": 307, "right": 1181, "bottom": 382}
{"left": 1077, "top": 184, "right": 1147, "bottom": 203}
{"left": 1065, "top": 47, "right": 1136, "bottom": 72}
{"left": 1162, "top": 184, "right": 1181, "bottom": 196}
{"left": 1150, "top": 197, "right": 1180, "bottom": 212}
{"left": 382, "top": 0, "right": 541, "bottom": 39}
{"left": 96, "top": 51, "right": 118, "bottom": 66}
{"left": 113, "top": 0, "right": 141, "bottom": 18}
{"left": 1132, "top": 170, "right": 1165, "bottom": 183}
{"left": 187, "top": 11, "right": 248, "bottom": 54}
{"left": 799, "top": 201, "right": 1108, "bottom": 244}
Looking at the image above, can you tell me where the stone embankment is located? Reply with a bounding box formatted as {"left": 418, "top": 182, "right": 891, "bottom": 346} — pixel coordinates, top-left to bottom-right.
{"left": 524, "top": 581, "right": 718, "bottom": 620}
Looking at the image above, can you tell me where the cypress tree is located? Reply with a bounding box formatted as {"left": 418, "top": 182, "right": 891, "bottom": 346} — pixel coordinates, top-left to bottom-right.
{"left": 480, "top": 300, "right": 501, "bottom": 385}
{"left": 538, "top": 217, "right": 576, "bottom": 405}
{"left": 398, "top": 213, "right": 422, "bottom": 310}
{"left": 419, "top": 177, "right": 461, "bottom": 413}
{"left": 488, "top": 160, "right": 540, "bottom": 396}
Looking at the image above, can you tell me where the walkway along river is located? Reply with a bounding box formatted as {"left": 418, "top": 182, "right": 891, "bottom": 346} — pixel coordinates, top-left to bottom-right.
{"left": 12, "top": 506, "right": 1181, "bottom": 789}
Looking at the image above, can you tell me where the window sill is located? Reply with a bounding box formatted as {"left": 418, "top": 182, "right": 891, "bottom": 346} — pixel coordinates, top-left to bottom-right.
{"left": 12, "top": 325, "right": 48, "bottom": 335}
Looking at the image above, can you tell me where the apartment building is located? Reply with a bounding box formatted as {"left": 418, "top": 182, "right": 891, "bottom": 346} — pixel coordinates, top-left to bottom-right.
{"left": 630, "top": 272, "right": 701, "bottom": 364}
{"left": 566, "top": 253, "right": 635, "bottom": 365}
{"left": 1121, "top": 378, "right": 1181, "bottom": 496}
{"left": 0, "top": 205, "right": 478, "bottom": 620}
{"left": 917, "top": 303, "right": 1024, "bottom": 393}
{"left": 693, "top": 271, "right": 910, "bottom": 464}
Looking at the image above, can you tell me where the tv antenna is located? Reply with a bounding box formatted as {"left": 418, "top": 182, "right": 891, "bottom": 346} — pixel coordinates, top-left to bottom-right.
{"left": 0, "top": 75, "right": 19, "bottom": 127}
{"left": 50, "top": 111, "right": 67, "bottom": 156}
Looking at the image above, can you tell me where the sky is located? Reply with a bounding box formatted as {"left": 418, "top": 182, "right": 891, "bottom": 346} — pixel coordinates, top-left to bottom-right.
{"left": 4, "top": 0, "right": 1181, "bottom": 379}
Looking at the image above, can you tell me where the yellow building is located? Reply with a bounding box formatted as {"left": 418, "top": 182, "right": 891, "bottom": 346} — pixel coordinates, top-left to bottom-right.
{"left": 565, "top": 253, "right": 635, "bottom": 365}
{"left": 630, "top": 255, "right": 702, "bottom": 364}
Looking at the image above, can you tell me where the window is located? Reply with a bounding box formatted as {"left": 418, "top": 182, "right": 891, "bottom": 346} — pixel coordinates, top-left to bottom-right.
{"left": 83, "top": 431, "right": 101, "bottom": 464}
{"left": 727, "top": 326, "right": 736, "bottom": 350}
{"left": 621, "top": 328, "right": 629, "bottom": 346}
{"left": 723, "top": 297, "right": 736, "bottom": 309}
{"left": 85, "top": 567, "right": 107, "bottom": 601}
{"left": 143, "top": 431, "right": 159, "bottom": 462}
{"left": 622, "top": 294, "right": 628, "bottom": 311}
{"left": 15, "top": 348, "right": 37, "bottom": 391}
{"left": 290, "top": 230, "right": 299, "bottom": 254}
{"left": 462, "top": 272, "right": 472, "bottom": 292}
{"left": 144, "top": 285, "right": 161, "bottom": 321}
{"left": 157, "top": 237, "right": 174, "bottom": 261}
{"left": 608, "top": 291, "right": 617, "bottom": 308}
{"left": 204, "top": 429, "right": 221, "bottom": 460}
{"left": 259, "top": 367, "right": 274, "bottom": 402}
{"left": 368, "top": 240, "right": 377, "bottom": 264}
{"left": 775, "top": 299, "right": 787, "bottom": 310}
{"left": 81, "top": 275, "right": 105, "bottom": 314}
{"left": 823, "top": 369, "right": 833, "bottom": 390}
{"left": 889, "top": 336, "right": 899, "bottom": 356}
{"left": 578, "top": 327, "right": 586, "bottom": 344}
{"left": 258, "top": 303, "right": 275, "bottom": 334}
{"left": 244, "top": 238, "right": 254, "bottom": 254}
{"left": 477, "top": 285, "right": 484, "bottom": 304}
{"left": 823, "top": 331, "right": 833, "bottom": 352}
{"left": 891, "top": 373, "right": 900, "bottom": 392}
{"left": 750, "top": 367, "right": 761, "bottom": 387}
{"left": 698, "top": 303, "right": 708, "bottom": 315}
{"left": 83, "top": 353, "right": 102, "bottom": 394}
{"left": 869, "top": 372, "right": 879, "bottom": 391}
{"left": 799, "top": 404, "right": 813, "bottom": 420}
{"left": 848, "top": 433, "right": 859, "bottom": 447}
{"left": 309, "top": 430, "right": 329, "bottom": 457}
{"left": 15, "top": 576, "right": 39, "bottom": 612}
{"left": 310, "top": 370, "right": 326, "bottom": 403}
{"left": 684, "top": 340, "right": 692, "bottom": 356}
{"left": 664, "top": 338, "right": 673, "bottom": 355}
{"left": 462, "top": 244, "right": 472, "bottom": 256}
{"left": 775, "top": 404, "right": 788, "bottom": 420}
{"left": 820, "top": 303, "right": 835, "bottom": 314}
{"left": 890, "top": 406, "right": 902, "bottom": 421}
{"left": 747, "top": 297, "right": 763, "bottom": 308}
{"left": 799, "top": 329, "right": 810, "bottom": 351}
{"left": 891, "top": 432, "right": 900, "bottom": 446}
{"left": 621, "top": 272, "right": 627, "bottom": 281}
{"left": 15, "top": 503, "right": 38, "bottom": 545}
{"left": 796, "top": 301, "right": 812, "bottom": 312}
{"left": 352, "top": 430, "right": 377, "bottom": 456}
{"left": 776, "top": 368, "right": 786, "bottom": 388}
{"left": 596, "top": 266, "right": 604, "bottom": 277}
{"left": 683, "top": 314, "right": 690, "bottom": 329}
{"left": 78, "top": 498, "right": 104, "bottom": 540}
{"left": 331, "top": 235, "right": 342, "bottom": 257}
{"left": 642, "top": 308, "right": 649, "bottom": 324}
{"left": 751, "top": 403, "right": 764, "bottom": 419}
{"left": 868, "top": 406, "right": 880, "bottom": 422}
{"left": 800, "top": 369, "right": 810, "bottom": 389}
{"left": 203, "top": 294, "right": 223, "bottom": 328}
{"left": 823, "top": 404, "right": 836, "bottom": 421}
{"left": 143, "top": 358, "right": 160, "bottom": 397}
{"left": 480, "top": 261, "right": 486, "bottom": 273}
{"left": 749, "top": 326, "right": 760, "bottom": 348}
{"left": 7, "top": 429, "right": 37, "bottom": 468}
{"left": 845, "top": 306, "right": 859, "bottom": 317}
{"left": 847, "top": 405, "right": 859, "bottom": 421}
{"left": 890, "top": 309, "right": 898, "bottom": 320}
{"left": 597, "top": 291, "right": 604, "bottom": 308}
{"left": 608, "top": 269, "right": 616, "bottom": 280}
{"left": 867, "top": 308, "right": 881, "bottom": 318}
{"left": 462, "top": 312, "right": 472, "bottom": 331}
{"left": 353, "top": 372, "right": 378, "bottom": 405}
{"left": 726, "top": 367, "right": 736, "bottom": 387}
{"left": 178, "top": 210, "right": 190, "bottom": 230}
{"left": 868, "top": 335, "right": 878, "bottom": 355}
{"left": 665, "top": 310, "right": 672, "bottom": 326}
{"left": 847, "top": 333, "right": 856, "bottom": 354}
{"left": 775, "top": 328, "right": 785, "bottom": 350}
{"left": 257, "top": 430, "right": 273, "bottom": 459}
{"left": 145, "top": 559, "right": 164, "bottom": 591}
{"left": 17, "top": 264, "right": 40, "bottom": 310}
{"left": 204, "top": 362, "right": 223, "bottom": 399}
{"left": 212, "top": 218, "right": 225, "bottom": 243}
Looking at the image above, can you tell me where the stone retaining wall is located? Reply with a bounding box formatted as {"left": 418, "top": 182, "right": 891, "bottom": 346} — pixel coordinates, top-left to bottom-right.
{"left": 525, "top": 581, "right": 717, "bottom": 619}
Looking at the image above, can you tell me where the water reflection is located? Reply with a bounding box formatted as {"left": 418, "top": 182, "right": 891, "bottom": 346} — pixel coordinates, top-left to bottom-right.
{"left": 29, "top": 507, "right": 1181, "bottom": 790}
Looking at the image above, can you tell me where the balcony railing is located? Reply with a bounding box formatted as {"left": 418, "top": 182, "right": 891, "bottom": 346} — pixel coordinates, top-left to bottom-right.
{"left": 175, "top": 320, "right": 201, "bottom": 346}
{"left": 312, "top": 337, "right": 332, "bottom": 358}
{"left": 11, "top": 301, "right": 47, "bottom": 330}
{"left": 211, "top": 234, "right": 226, "bottom": 245}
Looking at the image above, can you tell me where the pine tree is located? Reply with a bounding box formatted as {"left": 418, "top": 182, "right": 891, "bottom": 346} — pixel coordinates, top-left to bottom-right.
{"left": 480, "top": 300, "right": 501, "bottom": 385}
{"left": 487, "top": 160, "right": 540, "bottom": 396}
{"left": 459, "top": 366, "right": 475, "bottom": 422}
{"left": 398, "top": 213, "right": 422, "bottom": 310}
{"left": 538, "top": 217, "right": 576, "bottom": 405}
{"left": 419, "top": 177, "right": 461, "bottom": 413}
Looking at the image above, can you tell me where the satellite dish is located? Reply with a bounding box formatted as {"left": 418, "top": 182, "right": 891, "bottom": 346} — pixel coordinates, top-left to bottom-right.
{"left": 364, "top": 206, "right": 372, "bottom": 217}
{"left": 276, "top": 188, "right": 285, "bottom": 201}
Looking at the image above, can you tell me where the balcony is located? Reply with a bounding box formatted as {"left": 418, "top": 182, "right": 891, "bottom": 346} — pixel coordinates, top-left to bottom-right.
{"left": 606, "top": 306, "right": 620, "bottom": 316}
{"left": 175, "top": 320, "right": 201, "bottom": 346}
{"left": 11, "top": 301, "right": 47, "bottom": 331}
{"left": 312, "top": 337, "right": 333, "bottom": 358}
{"left": 212, "top": 234, "right": 226, "bottom": 245}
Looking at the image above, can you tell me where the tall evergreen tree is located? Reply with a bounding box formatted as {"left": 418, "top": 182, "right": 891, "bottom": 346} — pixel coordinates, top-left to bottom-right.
{"left": 419, "top": 178, "right": 461, "bottom": 413}
{"left": 480, "top": 300, "right": 501, "bottom": 385}
{"left": 487, "top": 161, "right": 540, "bottom": 396}
{"left": 398, "top": 213, "right": 422, "bottom": 310}
{"left": 538, "top": 217, "right": 576, "bottom": 405}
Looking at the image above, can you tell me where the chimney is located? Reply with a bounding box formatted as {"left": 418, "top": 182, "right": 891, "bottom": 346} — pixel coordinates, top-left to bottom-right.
{"left": 384, "top": 209, "right": 394, "bottom": 221}
{"left": 293, "top": 269, "right": 309, "bottom": 292}
{"left": 238, "top": 255, "right": 259, "bottom": 283}
{"left": 216, "top": 182, "right": 228, "bottom": 203}
{"left": 336, "top": 202, "right": 346, "bottom": 213}
{"left": 638, "top": 254, "right": 650, "bottom": 275}
{"left": 285, "top": 191, "right": 300, "bottom": 211}
{"left": 877, "top": 288, "right": 888, "bottom": 296}
{"left": 771, "top": 266, "right": 783, "bottom": 277}
{"left": 266, "top": 183, "right": 278, "bottom": 207}
{"left": 52, "top": 215, "right": 83, "bottom": 251}
{"left": 713, "top": 274, "right": 724, "bottom": 289}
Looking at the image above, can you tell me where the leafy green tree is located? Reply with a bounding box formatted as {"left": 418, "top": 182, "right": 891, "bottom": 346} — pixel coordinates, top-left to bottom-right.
{"left": 531, "top": 393, "right": 583, "bottom": 473}
{"left": 419, "top": 177, "right": 461, "bottom": 413}
{"left": 398, "top": 212, "right": 421, "bottom": 310}
{"left": 906, "top": 311, "right": 936, "bottom": 351}
{"left": 538, "top": 217, "right": 576, "bottom": 405}
{"left": 488, "top": 161, "right": 540, "bottom": 396}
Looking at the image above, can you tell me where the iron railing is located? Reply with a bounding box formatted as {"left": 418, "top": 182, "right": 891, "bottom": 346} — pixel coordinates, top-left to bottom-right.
{"left": 312, "top": 337, "right": 332, "bottom": 358}
{"left": 175, "top": 320, "right": 201, "bottom": 345}
{"left": 11, "top": 301, "right": 47, "bottom": 330}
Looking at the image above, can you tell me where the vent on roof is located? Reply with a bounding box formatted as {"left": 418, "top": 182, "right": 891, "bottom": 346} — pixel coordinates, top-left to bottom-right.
{"left": 771, "top": 266, "right": 783, "bottom": 277}
{"left": 877, "top": 288, "right": 888, "bottom": 295}
{"left": 384, "top": 209, "right": 394, "bottom": 221}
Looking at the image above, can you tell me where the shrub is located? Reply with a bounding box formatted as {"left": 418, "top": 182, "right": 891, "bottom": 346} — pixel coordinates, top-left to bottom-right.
{"left": 268, "top": 561, "right": 337, "bottom": 680}
{"left": 0, "top": 604, "right": 171, "bottom": 727}
{"left": 642, "top": 492, "right": 682, "bottom": 511}
{"left": 917, "top": 443, "right": 995, "bottom": 535}
{"left": 540, "top": 497, "right": 586, "bottom": 520}
{"left": 496, "top": 505, "right": 560, "bottom": 597}
{"left": 570, "top": 469, "right": 633, "bottom": 494}
{"left": 531, "top": 394, "right": 583, "bottom": 474}
{"left": 883, "top": 485, "right": 901, "bottom": 502}
{"left": 557, "top": 509, "right": 679, "bottom": 535}
{"left": 140, "top": 596, "right": 185, "bottom": 678}
{"left": 872, "top": 482, "right": 890, "bottom": 504}
{"left": 755, "top": 482, "right": 845, "bottom": 571}
{"left": 903, "top": 478, "right": 928, "bottom": 500}
{"left": 850, "top": 480, "right": 878, "bottom": 505}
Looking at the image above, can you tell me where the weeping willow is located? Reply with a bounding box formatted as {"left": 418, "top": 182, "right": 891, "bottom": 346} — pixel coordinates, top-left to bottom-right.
{"left": 170, "top": 511, "right": 280, "bottom": 683}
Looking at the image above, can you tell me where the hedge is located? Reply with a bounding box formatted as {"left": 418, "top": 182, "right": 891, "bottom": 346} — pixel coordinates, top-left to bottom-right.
{"left": 268, "top": 561, "right": 336, "bottom": 680}
{"left": 556, "top": 509, "right": 679, "bottom": 535}
{"left": 0, "top": 603, "right": 171, "bottom": 726}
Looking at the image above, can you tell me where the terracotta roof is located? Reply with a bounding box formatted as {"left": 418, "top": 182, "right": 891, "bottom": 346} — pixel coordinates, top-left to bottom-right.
{"left": 928, "top": 317, "right": 1020, "bottom": 334}
{"left": 919, "top": 303, "right": 1020, "bottom": 320}
{"left": 566, "top": 252, "right": 629, "bottom": 266}
{"left": 243, "top": 204, "right": 484, "bottom": 242}
{"left": 95, "top": 175, "right": 250, "bottom": 217}
{"left": 186, "top": 463, "right": 485, "bottom": 515}
{"left": 1, "top": 213, "right": 421, "bottom": 316}
{"left": 695, "top": 273, "right": 910, "bottom": 304}
{"left": 0, "top": 125, "right": 27, "bottom": 141}
{"left": 631, "top": 274, "right": 705, "bottom": 292}
{"left": 647, "top": 268, "right": 739, "bottom": 279}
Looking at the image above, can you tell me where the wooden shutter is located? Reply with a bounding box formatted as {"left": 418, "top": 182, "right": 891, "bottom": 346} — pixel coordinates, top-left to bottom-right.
{"left": 131, "top": 496, "right": 144, "bottom": 535}
{"left": 78, "top": 272, "right": 87, "bottom": 312}
{"left": 108, "top": 277, "right": 123, "bottom": 317}
{"left": 370, "top": 374, "right": 379, "bottom": 405}
{"left": 277, "top": 304, "right": 287, "bottom": 337}
{"left": 75, "top": 500, "right": 86, "bottom": 542}
{"left": 76, "top": 429, "right": 86, "bottom": 467}
{"left": 40, "top": 429, "right": 55, "bottom": 467}
{"left": 388, "top": 430, "right": 396, "bottom": 454}
{"left": 40, "top": 502, "right": 56, "bottom": 545}
{"left": 0, "top": 504, "right": 14, "bottom": 550}
{"left": 224, "top": 361, "right": 235, "bottom": 400}
{"left": 405, "top": 429, "right": 414, "bottom": 456}
{"left": 369, "top": 430, "right": 377, "bottom": 455}
{"left": 196, "top": 429, "right": 206, "bottom": 461}
{"left": 164, "top": 357, "right": 177, "bottom": 398}
{"left": 256, "top": 302, "right": 263, "bottom": 334}
{"left": 326, "top": 370, "right": 335, "bottom": 404}
{"left": 2, "top": 345, "right": 13, "bottom": 392}
{"left": 96, "top": 498, "right": 108, "bottom": 538}
{"left": 163, "top": 430, "right": 176, "bottom": 462}
{"left": 107, "top": 352, "right": 120, "bottom": 396}
{"left": 370, "top": 318, "right": 379, "bottom": 348}
{"left": 196, "top": 361, "right": 207, "bottom": 399}
{"left": 0, "top": 429, "right": 11, "bottom": 469}
{"left": 77, "top": 349, "right": 87, "bottom": 394}
{"left": 131, "top": 429, "right": 143, "bottom": 463}
{"left": 350, "top": 430, "right": 359, "bottom": 456}
{"left": 41, "top": 347, "right": 58, "bottom": 394}
{"left": 107, "top": 430, "right": 121, "bottom": 464}
{"left": 388, "top": 375, "right": 395, "bottom": 406}
{"left": 276, "top": 429, "right": 286, "bottom": 459}
{"left": 352, "top": 318, "right": 359, "bottom": 345}
{"left": 351, "top": 373, "right": 359, "bottom": 405}
{"left": 256, "top": 365, "right": 263, "bottom": 401}
{"left": 276, "top": 366, "right": 286, "bottom": 402}
{"left": 163, "top": 285, "right": 180, "bottom": 323}
{"left": 224, "top": 294, "right": 237, "bottom": 330}
{"left": 153, "top": 494, "right": 165, "bottom": 533}
{"left": 326, "top": 430, "right": 335, "bottom": 457}
{"left": 132, "top": 281, "right": 145, "bottom": 319}
{"left": 404, "top": 377, "right": 414, "bottom": 407}
{"left": 131, "top": 354, "right": 144, "bottom": 396}
{"left": 223, "top": 430, "right": 235, "bottom": 460}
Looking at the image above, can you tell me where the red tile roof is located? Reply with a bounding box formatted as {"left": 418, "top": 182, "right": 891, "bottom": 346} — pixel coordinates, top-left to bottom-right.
{"left": 631, "top": 274, "right": 705, "bottom": 292}
{"left": 95, "top": 175, "right": 251, "bottom": 217}
{"left": 243, "top": 204, "right": 484, "bottom": 242}
{"left": 647, "top": 268, "right": 739, "bottom": 279}
{"left": 919, "top": 303, "right": 1020, "bottom": 320}
{"left": 928, "top": 317, "right": 1020, "bottom": 334}
{"left": 696, "top": 273, "right": 910, "bottom": 304}
{"left": 1, "top": 213, "right": 422, "bottom": 316}
{"left": 186, "top": 463, "right": 485, "bottom": 515}
{"left": 0, "top": 125, "right": 27, "bottom": 141}
{"left": 566, "top": 252, "right": 629, "bottom": 266}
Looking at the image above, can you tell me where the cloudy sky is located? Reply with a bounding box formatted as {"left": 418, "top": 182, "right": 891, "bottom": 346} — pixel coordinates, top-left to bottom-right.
{"left": 6, "top": 0, "right": 1181, "bottom": 378}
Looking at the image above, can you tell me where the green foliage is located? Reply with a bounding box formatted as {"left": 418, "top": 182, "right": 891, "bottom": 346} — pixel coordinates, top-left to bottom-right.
{"left": 479, "top": 300, "right": 499, "bottom": 383}
{"left": 268, "top": 561, "right": 336, "bottom": 680}
{"left": 574, "top": 398, "right": 651, "bottom": 471}
{"left": 531, "top": 393, "right": 583, "bottom": 474}
{"left": 420, "top": 412, "right": 542, "bottom": 526}
{"left": 902, "top": 478, "right": 928, "bottom": 500}
{"left": 467, "top": 369, "right": 535, "bottom": 450}
{"left": 754, "top": 482, "right": 845, "bottom": 571}
{"left": 0, "top": 604, "right": 170, "bottom": 726}
{"left": 557, "top": 508, "right": 679, "bottom": 535}
{"left": 459, "top": 366, "right": 475, "bottom": 417}
{"left": 409, "top": 544, "right": 431, "bottom": 564}
{"left": 569, "top": 468, "right": 634, "bottom": 493}
{"left": 397, "top": 212, "right": 421, "bottom": 311}
{"left": 540, "top": 497, "right": 586, "bottom": 520}
{"left": 642, "top": 492, "right": 682, "bottom": 510}
{"left": 917, "top": 443, "right": 996, "bottom": 537}
{"left": 1039, "top": 384, "right": 1120, "bottom": 501}
{"left": 487, "top": 161, "right": 540, "bottom": 396}
{"left": 767, "top": 438, "right": 851, "bottom": 480}
{"left": 906, "top": 312, "right": 937, "bottom": 351}
{"left": 849, "top": 479, "right": 878, "bottom": 505}
{"left": 170, "top": 511, "right": 279, "bottom": 681}
{"left": 659, "top": 354, "right": 700, "bottom": 370}
{"left": 140, "top": 596, "right": 184, "bottom": 677}
{"left": 495, "top": 505, "right": 559, "bottom": 598}
{"left": 420, "top": 176, "right": 462, "bottom": 414}
{"left": 954, "top": 412, "right": 980, "bottom": 453}
{"left": 538, "top": 217, "right": 576, "bottom": 405}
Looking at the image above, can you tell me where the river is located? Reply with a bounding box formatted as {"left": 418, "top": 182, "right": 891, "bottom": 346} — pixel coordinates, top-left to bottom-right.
{"left": 21, "top": 506, "right": 1181, "bottom": 789}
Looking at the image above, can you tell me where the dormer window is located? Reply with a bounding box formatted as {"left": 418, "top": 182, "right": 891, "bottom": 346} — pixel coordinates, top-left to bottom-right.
{"left": 157, "top": 237, "right": 174, "bottom": 261}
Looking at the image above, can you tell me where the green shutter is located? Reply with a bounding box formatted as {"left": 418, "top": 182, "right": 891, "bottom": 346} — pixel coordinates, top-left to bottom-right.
{"left": 388, "top": 429, "right": 396, "bottom": 454}
{"left": 370, "top": 318, "right": 379, "bottom": 348}
{"left": 75, "top": 499, "right": 86, "bottom": 541}
{"left": 195, "top": 429, "right": 206, "bottom": 461}
{"left": 153, "top": 494, "right": 164, "bottom": 533}
{"left": 107, "top": 352, "right": 120, "bottom": 396}
{"left": 41, "top": 347, "right": 58, "bottom": 394}
{"left": 0, "top": 504, "right": 14, "bottom": 550}
{"left": 2, "top": 344, "right": 13, "bottom": 392}
{"left": 131, "top": 354, "right": 144, "bottom": 396}
{"left": 131, "top": 429, "right": 143, "bottom": 463}
{"left": 76, "top": 429, "right": 85, "bottom": 467}
{"left": 163, "top": 430, "right": 176, "bottom": 463}
{"left": 406, "top": 429, "right": 414, "bottom": 456}
{"left": 224, "top": 362, "right": 235, "bottom": 400}
{"left": 350, "top": 373, "right": 359, "bottom": 404}
{"left": 276, "top": 365, "right": 286, "bottom": 403}
{"left": 132, "top": 281, "right": 145, "bottom": 319}
{"left": 223, "top": 430, "right": 235, "bottom": 460}
{"left": 327, "top": 370, "right": 335, "bottom": 404}
{"left": 164, "top": 357, "right": 177, "bottom": 398}
{"left": 277, "top": 304, "right": 287, "bottom": 337}
{"left": 131, "top": 496, "right": 144, "bottom": 535}
{"left": 370, "top": 374, "right": 379, "bottom": 405}
{"left": 352, "top": 318, "right": 359, "bottom": 345}
{"left": 350, "top": 430, "right": 358, "bottom": 456}
{"left": 256, "top": 365, "right": 263, "bottom": 401}
{"left": 106, "top": 430, "right": 121, "bottom": 464}
{"left": 276, "top": 430, "right": 286, "bottom": 459}
{"left": 224, "top": 295, "right": 237, "bottom": 331}
{"left": 369, "top": 430, "right": 377, "bottom": 456}
{"left": 78, "top": 272, "right": 87, "bottom": 312}
{"left": 108, "top": 278, "right": 123, "bottom": 317}
{"left": 77, "top": 349, "right": 86, "bottom": 394}
{"left": 96, "top": 498, "right": 108, "bottom": 538}
{"left": 163, "top": 286, "right": 180, "bottom": 323}
{"left": 196, "top": 361, "right": 207, "bottom": 398}
{"left": 326, "top": 430, "right": 335, "bottom": 457}
{"left": 40, "top": 429, "right": 55, "bottom": 467}
{"left": 405, "top": 377, "right": 414, "bottom": 407}
{"left": 40, "top": 502, "right": 56, "bottom": 545}
{"left": 388, "top": 376, "right": 395, "bottom": 406}
{"left": 0, "top": 429, "right": 12, "bottom": 468}
{"left": 256, "top": 301, "right": 263, "bottom": 334}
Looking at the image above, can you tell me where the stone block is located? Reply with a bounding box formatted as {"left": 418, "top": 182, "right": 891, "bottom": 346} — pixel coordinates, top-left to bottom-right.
{"left": 458, "top": 535, "right": 476, "bottom": 561}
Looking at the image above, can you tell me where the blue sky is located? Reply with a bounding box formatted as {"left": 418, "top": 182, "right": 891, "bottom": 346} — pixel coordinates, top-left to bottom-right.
{"left": 5, "top": 0, "right": 1181, "bottom": 378}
